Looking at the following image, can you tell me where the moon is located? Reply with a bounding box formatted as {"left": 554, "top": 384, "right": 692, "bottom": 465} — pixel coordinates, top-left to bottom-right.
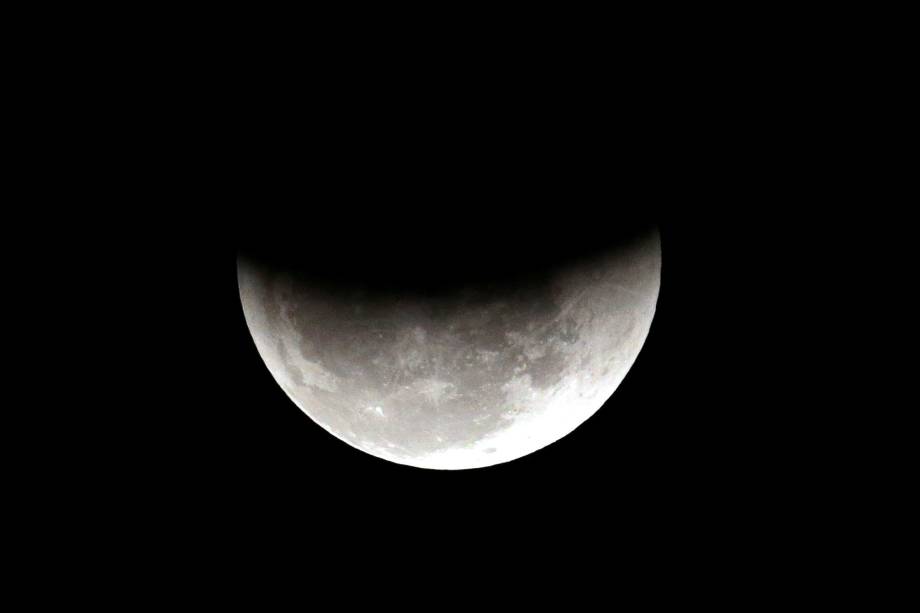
{"left": 238, "top": 229, "right": 661, "bottom": 470}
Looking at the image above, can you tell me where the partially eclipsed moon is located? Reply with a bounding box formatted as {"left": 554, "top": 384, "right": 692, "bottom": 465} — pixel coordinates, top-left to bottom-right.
{"left": 238, "top": 229, "right": 661, "bottom": 470}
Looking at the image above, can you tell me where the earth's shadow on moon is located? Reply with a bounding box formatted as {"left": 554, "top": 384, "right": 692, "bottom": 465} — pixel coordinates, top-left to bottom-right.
{"left": 237, "top": 216, "right": 658, "bottom": 299}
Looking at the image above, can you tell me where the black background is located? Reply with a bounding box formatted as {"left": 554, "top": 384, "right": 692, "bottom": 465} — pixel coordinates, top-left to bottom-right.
{"left": 13, "top": 11, "right": 880, "bottom": 598}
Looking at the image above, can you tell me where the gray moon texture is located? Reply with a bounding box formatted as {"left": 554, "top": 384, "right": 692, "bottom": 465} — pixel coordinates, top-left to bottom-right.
{"left": 238, "top": 230, "right": 661, "bottom": 470}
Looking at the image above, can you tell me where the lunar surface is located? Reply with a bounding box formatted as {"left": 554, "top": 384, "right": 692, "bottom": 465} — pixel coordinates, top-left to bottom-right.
{"left": 238, "top": 230, "right": 661, "bottom": 469}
